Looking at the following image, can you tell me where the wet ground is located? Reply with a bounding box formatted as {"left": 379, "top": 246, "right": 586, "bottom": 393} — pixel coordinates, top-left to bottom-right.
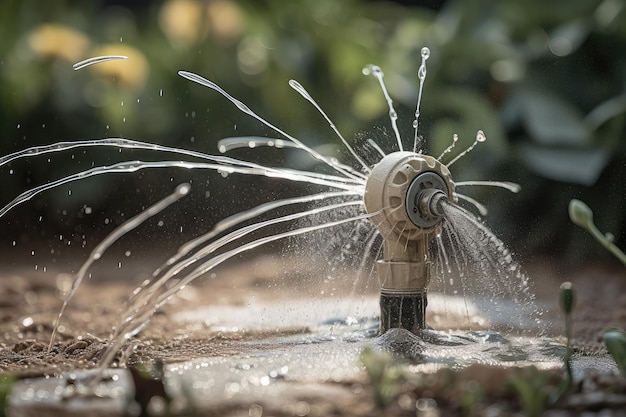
{"left": 1, "top": 255, "right": 625, "bottom": 416}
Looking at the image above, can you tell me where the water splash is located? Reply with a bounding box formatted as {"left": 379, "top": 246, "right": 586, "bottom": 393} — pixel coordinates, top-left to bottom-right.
{"left": 288, "top": 79, "right": 371, "bottom": 173}
{"left": 48, "top": 183, "right": 191, "bottom": 350}
{"left": 72, "top": 55, "right": 128, "bottom": 71}
{"left": 446, "top": 130, "right": 487, "bottom": 168}
{"left": 362, "top": 65, "right": 403, "bottom": 152}
{"left": 437, "top": 202, "right": 538, "bottom": 331}
{"left": 413, "top": 46, "right": 430, "bottom": 153}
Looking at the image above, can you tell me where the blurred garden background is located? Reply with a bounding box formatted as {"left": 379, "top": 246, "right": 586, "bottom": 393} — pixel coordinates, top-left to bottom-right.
{"left": 0, "top": 0, "right": 624, "bottom": 271}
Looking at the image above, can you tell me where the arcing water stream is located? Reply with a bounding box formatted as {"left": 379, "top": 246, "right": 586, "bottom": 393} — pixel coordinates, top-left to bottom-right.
{"left": 2, "top": 47, "right": 591, "bottom": 415}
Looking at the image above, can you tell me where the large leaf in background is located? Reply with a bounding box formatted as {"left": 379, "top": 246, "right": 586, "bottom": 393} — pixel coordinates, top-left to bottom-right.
{"left": 427, "top": 88, "right": 507, "bottom": 160}
{"left": 519, "top": 89, "right": 591, "bottom": 146}
{"left": 517, "top": 143, "right": 609, "bottom": 185}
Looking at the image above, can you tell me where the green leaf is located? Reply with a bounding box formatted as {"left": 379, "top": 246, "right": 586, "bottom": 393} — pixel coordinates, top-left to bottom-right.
{"left": 520, "top": 90, "right": 590, "bottom": 146}
{"left": 517, "top": 144, "right": 608, "bottom": 185}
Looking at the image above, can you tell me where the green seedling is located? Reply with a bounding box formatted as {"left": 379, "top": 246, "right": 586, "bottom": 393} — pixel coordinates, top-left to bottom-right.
{"left": 460, "top": 380, "right": 484, "bottom": 417}
{"left": 361, "top": 347, "right": 405, "bottom": 409}
{"left": 569, "top": 199, "right": 626, "bottom": 378}
{"left": 604, "top": 328, "right": 626, "bottom": 376}
{"left": 508, "top": 366, "right": 552, "bottom": 417}
{"left": 128, "top": 361, "right": 171, "bottom": 417}
{"left": 569, "top": 199, "right": 626, "bottom": 266}
{"left": 557, "top": 282, "right": 575, "bottom": 398}
{"left": 0, "top": 374, "right": 15, "bottom": 417}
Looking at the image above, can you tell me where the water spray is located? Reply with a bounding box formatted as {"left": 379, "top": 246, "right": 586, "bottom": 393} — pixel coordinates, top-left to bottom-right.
{"left": 0, "top": 48, "right": 527, "bottom": 378}
{"left": 364, "top": 153, "right": 456, "bottom": 333}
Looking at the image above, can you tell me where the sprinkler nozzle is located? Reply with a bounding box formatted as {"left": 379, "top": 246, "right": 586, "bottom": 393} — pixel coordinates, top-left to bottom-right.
{"left": 418, "top": 188, "right": 448, "bottom": 222}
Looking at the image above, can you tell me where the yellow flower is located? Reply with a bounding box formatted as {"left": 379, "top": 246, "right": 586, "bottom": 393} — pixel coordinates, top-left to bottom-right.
{"left": 88, "top": 44, "right": 149, "bottom": 91}
{"left": 207, "top": 0, "right": 244, "bottom": 44}
{"left": 159, "top": 0, "right": 207, "bottom": 48}
{"left": 159, "top": 0, "right": 244, "bottom": 48}
{"left": 28, "top": 24, "right": 90, "bottom": 62}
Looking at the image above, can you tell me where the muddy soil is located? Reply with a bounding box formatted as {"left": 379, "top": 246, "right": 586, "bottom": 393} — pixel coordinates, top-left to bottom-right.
{"left": 0, "top": 256, "right": 332, "bottom": 376}
{"left": 1, "top": 256, "right": 625, "bottom": 416}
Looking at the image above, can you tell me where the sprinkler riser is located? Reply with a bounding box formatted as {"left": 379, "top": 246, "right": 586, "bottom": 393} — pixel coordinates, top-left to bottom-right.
{"left": 379, "top": 291, "right": 428, "bottom": 333}
{"left": 364, "top": 152, "right": 455, "bottom": 334}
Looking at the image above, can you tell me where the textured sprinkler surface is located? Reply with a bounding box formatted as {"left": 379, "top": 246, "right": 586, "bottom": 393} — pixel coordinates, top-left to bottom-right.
{"left": 1, "top": 256, "right": 626, "bottom": 417}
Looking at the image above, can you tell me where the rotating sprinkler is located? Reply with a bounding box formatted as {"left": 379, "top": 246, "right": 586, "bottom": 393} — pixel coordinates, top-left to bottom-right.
{"left": 364, "top": 153, "right": 456, "bottom": 334}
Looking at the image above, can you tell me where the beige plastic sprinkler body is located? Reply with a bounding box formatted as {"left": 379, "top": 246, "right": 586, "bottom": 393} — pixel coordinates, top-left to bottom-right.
{"left": 364, "top": 152, "right": 456, "bottom": 334}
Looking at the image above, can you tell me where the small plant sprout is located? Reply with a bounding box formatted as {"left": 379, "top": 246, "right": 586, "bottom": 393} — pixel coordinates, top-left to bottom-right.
{"left": 568, "top": 199, "right": 626, "bottom": 266}
{"left": 360, "top": 347, "right": 405, "bottom": 409}
{"left": 559, "top": 282, "right": 575, "bottom": 395}
{"left": 508, "top": 366, "right": 553, "bottom": 417}
{"left": 569, "top": 200, "right": 626, "bottom": 379}
{"left": 603, "top": 329, "right": 626, "bottom": 376}
{"left": 0, "top": 374, "right": 15, "bottom": 417}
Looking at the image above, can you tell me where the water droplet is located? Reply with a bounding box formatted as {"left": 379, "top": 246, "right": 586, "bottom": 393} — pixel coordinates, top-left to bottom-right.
{"left": 159, "top": 89, "right": 163, "bottom": 97}
{"left": 418, "top": 66, "right": 427, "bottom": 81}
{"left": 176, "top": 183, "right": 191, "bottom": 195}
{"left": 476, "top": 130, "right": 486, "bottom": 142}
{"left": 421, "top": 47, "right": 430, "bottom": 60}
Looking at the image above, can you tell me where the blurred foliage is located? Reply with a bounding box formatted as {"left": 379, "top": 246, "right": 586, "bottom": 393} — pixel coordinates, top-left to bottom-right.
{"left": 0, "top": 0, "right": 625, "bottom": 266}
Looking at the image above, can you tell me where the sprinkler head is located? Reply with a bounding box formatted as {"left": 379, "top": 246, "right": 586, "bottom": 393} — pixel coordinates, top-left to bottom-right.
{"left": 364, "top": 152, "right": 456, "bottom": 334}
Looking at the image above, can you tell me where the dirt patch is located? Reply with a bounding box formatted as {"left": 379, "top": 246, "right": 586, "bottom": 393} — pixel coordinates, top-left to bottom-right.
{"left": 0, "top": 256, "right": 324, "bottom": 377}
{"left": 1, "top": 257, "right": 625, "bottom": 416}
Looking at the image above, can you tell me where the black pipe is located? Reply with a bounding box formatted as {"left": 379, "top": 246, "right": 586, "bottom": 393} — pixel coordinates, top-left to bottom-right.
{"left": 379, "top": 291, "right": 427, "bottom": 334}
